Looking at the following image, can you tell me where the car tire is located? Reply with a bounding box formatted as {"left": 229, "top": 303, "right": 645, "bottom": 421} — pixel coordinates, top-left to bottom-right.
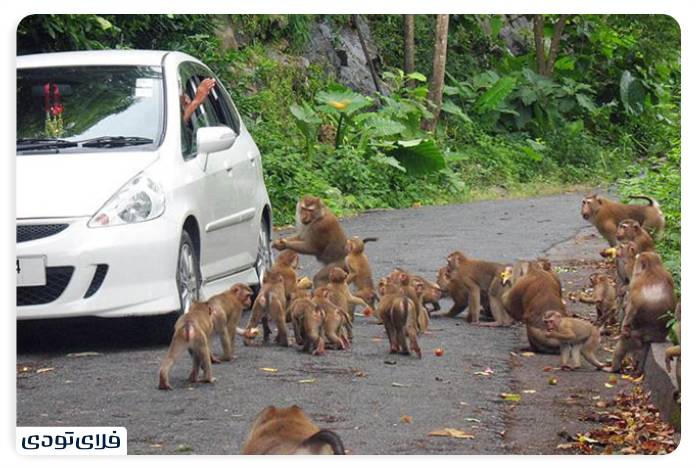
{"left": 155, "top": 230, "right": 201, "bottom": 344}
{"left": 253, "top": 216, "right": 273, "bottom": 296}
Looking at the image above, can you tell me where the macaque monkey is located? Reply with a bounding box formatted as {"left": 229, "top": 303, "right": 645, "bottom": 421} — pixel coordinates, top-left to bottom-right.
{"left": 665, "top": 302, "right": 681, "bottom": 393}
{"left": 313, "top": 287, "right": 351, "bottom": 349}
{"left": 577, "top": 273, "right": 617, "bottom": 327}
{"left": 502, "top": 261, "right": 569, "bottom": 353}
{"left": 605, "top": 251, "right": 676, "bottom": 374}
{"left": 207, "top": 283, "right": 254, "bottom": 361}
{"left": 344, "top": 236, "right": 378, "bottom": 306}
{"left": 387, "top": 269, "right": 429, "bottom": 333}
{"left": 288, "top": 295, "right": 326, "bottom": 355}
{"left": 241, "top": 405, "right": 346, "bottom": 455}
{"left": 616, "top": 219, "right": 656, "bottom": 253}
{"left": 446, "top": 252, "right": 511, "bottom": 326}
{"left": 273, "top": 196, "right": 348, "bottom": 286}
{"left": 326, "top": 266, "right": 373, "bottom": 320}
{"left": 542, "top": 311, "right": 605, "bottom": 370}
{"left": 271, "top": 250, "right": 300, "bottom": 303}
{"left": 581, "top": 194, "right": 664, "bottom": 246}
{"left": 377, "top": 281, "right": 422, "bottom": 358}
{"left": 244, "top": 271, "right": 288, "bottom": 347}
{"left": 411, "top": 274, "right": 442, "bottom": 313}
{"left": 158, "top": 301, "right": 222, "bottom": 390}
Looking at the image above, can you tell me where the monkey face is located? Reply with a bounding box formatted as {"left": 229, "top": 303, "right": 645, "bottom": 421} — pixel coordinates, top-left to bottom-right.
{"left": 299, "top": 197, "right": 321, "bottom": 225}
{"left": 329, "top": 267, "right": 347, "bottom": 283}
{"left": 542, "top": 311, "right": 560, "bottom": 331}
{"left": 581, "top": 195, "right": 600, "bottom": 220}
{"left": 413, "top": 280, "right": 425, "bottom": 295}
{"left": 617, "top": 219, "right": 640, "bottom": 241}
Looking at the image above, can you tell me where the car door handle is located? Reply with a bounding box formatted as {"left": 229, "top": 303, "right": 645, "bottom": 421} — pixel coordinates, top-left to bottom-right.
{"left": 247, "top": 152, "right": 257, "bottom": 166}
{"left": 224, "top": 160, "right": 234, "bottom": 175}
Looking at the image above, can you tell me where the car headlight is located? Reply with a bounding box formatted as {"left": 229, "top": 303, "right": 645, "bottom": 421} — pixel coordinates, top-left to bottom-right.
{"left": 88, "top": 173, "right": 165, "bottom": 228}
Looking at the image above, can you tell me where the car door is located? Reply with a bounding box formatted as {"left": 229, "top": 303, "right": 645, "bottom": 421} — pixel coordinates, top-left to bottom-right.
{"left": 180, "top": 65, "right": 248, "bottom": 282}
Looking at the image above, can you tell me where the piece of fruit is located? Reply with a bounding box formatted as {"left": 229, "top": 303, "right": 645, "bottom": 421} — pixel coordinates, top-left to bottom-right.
{"left": 434, "top": 348, "right": 444, "bottom": 357}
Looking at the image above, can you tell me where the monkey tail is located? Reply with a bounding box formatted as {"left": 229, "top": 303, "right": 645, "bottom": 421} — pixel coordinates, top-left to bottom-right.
{"left": 362, "top": 237, "right": 379, "bottom": 244}
{"left": 183, "top": 321, "right": 195, "bottom": 342}
{"left": 299, "top": 429, "right": 346, "bottom": 455}
{"left": 628, "top": 195, "right": 659, "bottom": 208}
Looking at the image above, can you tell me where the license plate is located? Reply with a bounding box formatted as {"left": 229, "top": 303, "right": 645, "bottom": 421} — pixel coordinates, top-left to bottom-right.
{"left": 16, "top": 256, "right": 47, "bottom": 287}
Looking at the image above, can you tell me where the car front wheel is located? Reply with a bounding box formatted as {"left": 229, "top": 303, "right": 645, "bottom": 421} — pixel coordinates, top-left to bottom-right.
{"left": 254, "top": 217, "right": 273, "bottom": 293}
{"left": 176, "top": 230, "right": 201, "bottom": 315}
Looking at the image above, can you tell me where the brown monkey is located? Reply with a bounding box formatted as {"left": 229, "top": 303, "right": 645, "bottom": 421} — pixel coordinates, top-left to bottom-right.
{"left": 313, "top": 287, "right": 351, "bottom": 349}
{"left": 577, "top": 273, "right": 617, "bottom": 327}
{"left": 158, "top": 301, "right": 222, "bottom": 390}
{"left": 244, "top": 271, "right": 288, "bottom": 347}
{"left": 414, "top": 275, "right": 443, "bottom": 312}
{"left": 665, "top": 302, "right": 681, "bottom": 393}
{"left": 208, "top": 283, "right": 254, "bottom": 362}
{"left": 542, "top": 311, "right": 605, "bottom": 370}
{"left": 377, "top": 283, "right": 421, "bottom": 358}
{"left": 446, "top": 252, "right": 510, "bottom": 326}
{"left": 241, "top": 405, "right": 345, "bottom": 455}
{"left": 345, "top": 236, "right": 378, "bottom": 306}
{"left": 616, "top": 219, "right": 656, "bottom": 253}
{"left": 326, "top": 266, "right": 373, "bottom": 320}
{"left": 502, "top": 261, "right": 569, "bottom": 353}
{"left": 273, "top": 196, "right": 347, "bottom": 286}
{"left": 605, "top": 252, "right": 676, "bottom": 374}
{"left": 270, "top": 250, "right": 300, "bottom": 304}
{"left": 581, "top": 194, "right": 664, "bottom": 246}
{"left": 387, "top": 269, "right": 429, "bottom": 333}
{"left": 289, "top": 295, "right": 326, "bottom": 355}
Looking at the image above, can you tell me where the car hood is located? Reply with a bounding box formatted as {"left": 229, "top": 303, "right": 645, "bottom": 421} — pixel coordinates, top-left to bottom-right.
{"left": 17, "top": 151, "right": 159, "bottom": 219}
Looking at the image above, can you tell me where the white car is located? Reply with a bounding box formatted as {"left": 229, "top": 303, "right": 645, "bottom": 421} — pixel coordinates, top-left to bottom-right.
{"left": 16, "top": 50, "right": 274, "bottom": 322}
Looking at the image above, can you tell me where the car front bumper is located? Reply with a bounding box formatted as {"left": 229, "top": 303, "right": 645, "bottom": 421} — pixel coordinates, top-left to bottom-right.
{"left": 16, "top": 215, "right": 182, "bottom": 320}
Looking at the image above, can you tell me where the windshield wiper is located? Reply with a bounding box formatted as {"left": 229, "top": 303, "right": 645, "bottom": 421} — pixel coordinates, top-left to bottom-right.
{"left": 17, "top": 138, "right": 79, "bottom": 151}
{"left": 80, "top": 136, "right": 154, "bottom": 148}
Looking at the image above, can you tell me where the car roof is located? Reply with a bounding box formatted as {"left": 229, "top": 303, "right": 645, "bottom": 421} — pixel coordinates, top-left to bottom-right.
{"left": 16, "top": 50, "right": 202, "bottom": 69}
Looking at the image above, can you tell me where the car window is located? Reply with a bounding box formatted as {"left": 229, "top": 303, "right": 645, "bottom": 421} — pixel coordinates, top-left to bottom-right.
{"left": 178, "top": 64, "right": 209, "bottom": 159}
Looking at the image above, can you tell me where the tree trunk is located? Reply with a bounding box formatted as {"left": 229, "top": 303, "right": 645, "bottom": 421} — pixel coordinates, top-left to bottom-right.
{"left": 545, "top": 15, "right": 569, "bottom": 76}
{"left": 533, "top": 14, "right": 546, "bottom": 75}
{"left": 422, "top": 14, "right": 449, "bottom": 132}
{"left": 533, "top": 14, "right": 569, "bottom": 77}
{"left": 403, "top": 15, "right": 415, "bottom": 79}
{"left": 352, "top": 14, "right": 383, "bottom": 96}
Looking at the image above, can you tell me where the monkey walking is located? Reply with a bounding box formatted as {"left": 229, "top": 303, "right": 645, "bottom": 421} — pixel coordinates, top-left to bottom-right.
{"left": 581, "top": 194, "right": 664, "bottom": 246}
{"left": 377, "top": 278, "right": 422, "bottom": 358}
{"left": 207, "top": 283, "right": 254, "bottom": 362}
{"left": 542, "top": 311, "right": 605, "bottom": 370}
{"left": 241, "top": 405, "right": 345, "bottom": 454}
{"left": 158, "top": 301, "right": 223, "bottom": 390}
{"left": 244, "top": 271, "right": 289, "bottom": 347}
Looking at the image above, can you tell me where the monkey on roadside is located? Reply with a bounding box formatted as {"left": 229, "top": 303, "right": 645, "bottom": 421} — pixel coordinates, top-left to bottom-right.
{"left": 542, "top": 311, "right": 605, "bottom": 370}
{"left": 345, "top": 236, "right": 378, "bottom": 306}
{"left": 377, "top": 279, "right": 421, "bottom": 358}
{"left": 241, "top": 405, "right": 346, "bottom": 455}
{"left": 207, "top": 283, "right": 254, "bottom": 362}
{"left": 605, "top": 251, "right": 676, "bottom": 374}
{"left": 243, "top": 271, "right": 288, "bottom": 347}
{"left": 326, "top": 266, "right": 373, "bottom": 320}
{"left": 313, "top": 287, "right": 351, "bottom": 350}
{"left": 616, "top": 219, "right": 656, "bottom": 253}
{"left": 158, "top": 301, "right": 222, "bottom": 390}
{"left": 502, "top": 260, "right": 569, "bottom": 353}
{"left": 271, "top": 250, "right": 300, "bottom": 304}
{"left": 387, "top": 269, "right": 429, "bottom": 333}
{"left": 581, "top": 194, "right": 664, "bottom": 246}
{"left": 576, "top": 273, "right": 617, "bottom": 327}
{"left": 273, "top": 196, "right": 347, "bottom": 287}
{"left": 446, "top": 252, "right": 512, "bottom": 326}
{"left": 414, "top": 274, "right": 443, "bottom": 313}
{"left": 289, "top": 295, "right": 326, "bottom": 355}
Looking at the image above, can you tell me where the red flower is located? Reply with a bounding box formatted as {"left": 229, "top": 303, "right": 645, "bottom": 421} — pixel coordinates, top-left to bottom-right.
{"left": 50, "top": 103, "right": 64, "bottom": 116}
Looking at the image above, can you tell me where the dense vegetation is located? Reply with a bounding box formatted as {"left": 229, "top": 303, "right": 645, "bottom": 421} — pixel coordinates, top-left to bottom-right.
{"left": 17, "top": 14, "right": 680, "bottom": 281}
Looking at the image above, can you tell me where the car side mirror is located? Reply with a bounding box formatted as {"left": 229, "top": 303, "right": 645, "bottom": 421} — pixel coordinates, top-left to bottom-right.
{"left": 196, "top": 126, "right": 237, "bottom": 155}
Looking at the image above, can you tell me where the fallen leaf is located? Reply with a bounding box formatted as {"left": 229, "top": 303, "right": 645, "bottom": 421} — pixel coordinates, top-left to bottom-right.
{"left": 391, "top": 382, "right": 410, "bottom": 388}
{"left": 36, "top": 367, "right": 55, "bottom": 374}
{"left": 465, "top": 418, "right": 481, "bottom": 423}
{"left": 260, "top": 367, "right": 278, "bottom": 373}
{"left": 543, "top": 366, "right": 553, "bottom": 372}
{"left": 297, "top": 378, "right": 315, "bottom": 384}
{"left": 427, "top": 428, "right": 474, "bottom": 439}
{"left": 175, "top": 444, "right": 193, "bottom": 453}
{"left": 149, "top": 444, "right": 163, "bottom": 449}
{"left": 523, "top": 389, "right": 537, "bottom": 394}
{"left": 66, "top": 352, "right": 101, "bottom": 358}
{"left": 521, "top": 352, "right": 535, "bottom": 357}
{"left": 548, "top": 377, "right": 558, "bottom": 385}
{"left": 557, "top": 443, "right": 575, "bottom": 450}
{"left": 400, "top": 415, "right": 412, "bottom": 424}
{"left": 607, "top": 375, "right": 618, "bottom": 384}
{"left": 500, "top": 393, "right": 521, "bottom": 402}
{"left": 384, "top": 359, "right": 397, "bottom": 365}
{"left": 604, "top": 383, "right": 614, "bottom": 388}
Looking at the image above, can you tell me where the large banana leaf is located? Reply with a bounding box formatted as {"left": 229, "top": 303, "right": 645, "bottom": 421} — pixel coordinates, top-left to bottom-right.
{"left": 474, "top": 75, "right": 517, "bottom": 113}
{"left": 389, "top": 139, "right": 447, "bottom": 175}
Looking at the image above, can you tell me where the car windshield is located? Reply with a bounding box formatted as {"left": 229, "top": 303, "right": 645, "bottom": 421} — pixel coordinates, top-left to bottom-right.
{"left": 17, "top": 65, "right": 164, "bottom": 153}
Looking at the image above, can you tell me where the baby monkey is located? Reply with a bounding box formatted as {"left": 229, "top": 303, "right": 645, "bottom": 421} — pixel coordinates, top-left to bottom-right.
{"left": 542, "top": 311, "right": 605, "bottom": 370}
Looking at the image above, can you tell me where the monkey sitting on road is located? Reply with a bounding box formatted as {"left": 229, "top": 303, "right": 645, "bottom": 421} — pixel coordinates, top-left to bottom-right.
{"left": 241, "top": 405, "right": 346, "bottom": 454}
{"left": 576, "top": 273, "right": 617, "bottom": 328}
{"left": 616, "top": 219, "right": 656, "bottom": 253}
{"left": 542, "top": 311, "right": 605, "bottom": 370}
{"left": 345, "top": 236, "right": 378, "bottom": 306}
{"left": 377, "top": 274, "right": 422, "bottom": 358}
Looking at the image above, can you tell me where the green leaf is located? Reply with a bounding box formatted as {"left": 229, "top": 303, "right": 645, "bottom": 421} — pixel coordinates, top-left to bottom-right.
{"left": 576, "top": 93, "right": 597, "bottom": 112}
{"left": 475, "top": 76, "right": 517, "bottom": 113}
{"left": 406, "top": 72, "right": 427, "bottom": 82}
{"left": 365, "top": 116, "right": 407, "bottom": 137}
{"left": 619, "top": 70, "right": 646, "bottom": 115}
{"left": 490, "top": 16, "right": 503, "bottom": 38}
{"left": 441, "top": 100, "right": 472, "bottom": 122}
{"left": 95, "top": 16, "right": 113, "bottom": 31}
{"left": 374, "top": 154, "right": 406, "bottom": 172}
{"left": 316, "top": 88, "right": 372, "bottom": 116}
{"left": 390, "top": 139, "right": 446, "bottom": 175}
{"left": 554, "top": 56, "right": 576, "bottom": 71}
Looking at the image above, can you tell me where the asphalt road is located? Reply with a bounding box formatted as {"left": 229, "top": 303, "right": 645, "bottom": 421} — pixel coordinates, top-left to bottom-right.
{"left": 16, "top": 193, "right": 590, "bottom": 454}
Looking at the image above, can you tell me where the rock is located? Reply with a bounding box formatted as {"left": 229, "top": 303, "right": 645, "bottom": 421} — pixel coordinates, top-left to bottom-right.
{"left": 643, "top": 342, "right": 680, "bottom": 429}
